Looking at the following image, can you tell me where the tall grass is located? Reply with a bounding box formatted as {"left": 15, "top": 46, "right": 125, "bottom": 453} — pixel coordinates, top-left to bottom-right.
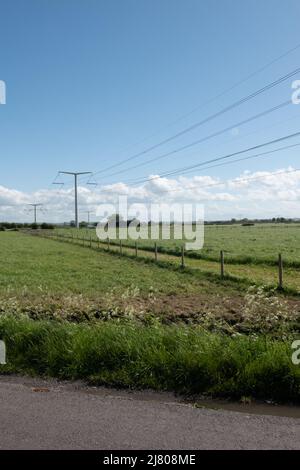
{"left": 0, "top": 314, "right": 299, "bottom": 402}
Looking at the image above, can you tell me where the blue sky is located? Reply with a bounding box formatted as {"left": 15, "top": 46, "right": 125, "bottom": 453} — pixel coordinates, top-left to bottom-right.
{"left": 1, "top": 0, "right": 300, "bottom": 221}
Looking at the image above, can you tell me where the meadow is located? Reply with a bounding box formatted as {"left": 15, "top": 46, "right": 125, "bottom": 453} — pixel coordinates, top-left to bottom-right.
{"left": 52, "top": 223, "right": 300, "bottom": 292}
{"left": 55, "top": 223, "right": 300, "bottom": 266}
{"left": 0, "top": 231, "right": 238, "bottom": 300}
{"left": 0, "top": 231, "right": 248, "bottom": 322}
{"left": 0, "top": 230, "right": 299, "bottom": 402}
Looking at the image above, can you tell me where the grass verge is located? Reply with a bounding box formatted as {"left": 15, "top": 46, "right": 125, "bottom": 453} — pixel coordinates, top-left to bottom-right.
{"left": 0, "top": 314, "right": 299, "bottom": 403}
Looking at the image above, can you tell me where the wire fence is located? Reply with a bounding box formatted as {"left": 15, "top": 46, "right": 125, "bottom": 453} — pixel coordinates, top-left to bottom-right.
{"left": 30, "top": 230, "right": 290, "bottom": 291}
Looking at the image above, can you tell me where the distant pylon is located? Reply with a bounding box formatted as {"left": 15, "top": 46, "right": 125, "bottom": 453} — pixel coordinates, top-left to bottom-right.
{"left": 28, "top": 203, "right": 43, "bottom": 224}
{"left": 58, "top": 171, "right": 92, "bottom": 228}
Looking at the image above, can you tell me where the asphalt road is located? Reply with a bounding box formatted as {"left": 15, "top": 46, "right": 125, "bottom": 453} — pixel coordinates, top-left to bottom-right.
{"left": 0, "top": 376, "right": 299, "bottom": 450}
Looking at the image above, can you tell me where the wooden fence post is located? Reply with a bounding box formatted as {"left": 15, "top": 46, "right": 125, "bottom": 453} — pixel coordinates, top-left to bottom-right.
{"left": 120, "top": 240, "right": 122, "bottom": 255}
{"left": 135, "top": 241, "right": 138, "bottom": 257}
{"left": 181, "top": 245, "right": 185, "bottom": 268}
{"left": 154, "top": 242, "right": 158, "bottom": 262}
{"left": 278, "top": 253, "right": 283, "bottom": 289}
{"left": 220, "top": 250, "right": 225, "bottom": 279}
{"left": 90, "top": 235, "right": 92, "bottom": 248}
{"left": 107, "top": 237, "right": 110, "bottom": 251}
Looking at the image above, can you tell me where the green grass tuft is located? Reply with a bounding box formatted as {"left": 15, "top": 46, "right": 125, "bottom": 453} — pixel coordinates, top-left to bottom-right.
{"left": 0, "top": 314, "right": 299, "bottom": 402}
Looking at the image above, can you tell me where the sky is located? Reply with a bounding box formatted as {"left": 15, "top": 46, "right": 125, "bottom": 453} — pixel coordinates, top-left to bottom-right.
{"left": 1, "top": 0, "right": 300, "bottom": 222}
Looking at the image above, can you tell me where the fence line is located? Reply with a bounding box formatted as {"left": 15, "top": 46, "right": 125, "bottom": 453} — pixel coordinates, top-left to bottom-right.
{"left": 32, "top": 230, "right": 287, "bottom": 289}
{"left": 220, "top": 250, "right": 225, "bottom": 279}
{"left": 278, "top": 253, "right": 283, "bottom": 289}
{"left": 181, "top": 246, "right": 185, "bottom": 268}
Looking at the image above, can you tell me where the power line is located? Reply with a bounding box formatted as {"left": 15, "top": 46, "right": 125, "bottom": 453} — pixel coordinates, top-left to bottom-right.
{"left": 98, "top": 168, "right": 300, "bottom": 197}
{"left": 95, "top": 141, "right": 300, "bottom": 196}
{"left": 93, "top": 99, "right": 291, "bottom": 182}
{"left": 104, "top": 41, "right": 300, "bottom": 159}
{"left": 126, "top": 130, "right": 300, "bottom": 185}
{"left": 88, "top": 66, "right": 300, "bottom": 179}
{"left": 77, "top": 109, "right": 300, "bottom": 190}
{"left": 93, "top": 168, "right": 300, "bottom": 198}
{"left": 68, "top": 108, "right": 298, "bottom": 192}
{"left": 122, "top": 110, "right": 300, "bottom": 185}
{"left": 162, "top": 142, "right": 300, "bottom": 179}
{"left": 148, "top": 168, "right": 300, "bottom": 196}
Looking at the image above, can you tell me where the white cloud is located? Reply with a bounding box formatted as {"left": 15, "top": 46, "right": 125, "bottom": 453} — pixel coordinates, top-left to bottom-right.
{"left": 1, "top": 167, "right": 300, "bottom": 222}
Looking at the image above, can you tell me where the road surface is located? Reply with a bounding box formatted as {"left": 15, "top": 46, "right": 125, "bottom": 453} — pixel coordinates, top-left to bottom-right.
{"left": 0, "top": 375, "right": 299, "bottom": 450}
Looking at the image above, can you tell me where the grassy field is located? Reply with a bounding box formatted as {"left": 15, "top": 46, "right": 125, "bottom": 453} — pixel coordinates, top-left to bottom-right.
{"left": 0, "top": 231, "right": 246, "bottom": 320}
{"left": 54, "top": 223, "right": 300, "bottom": 266}
{"left": 51, "top": 225, "right": 300, "bottom": 292}
{"left": 0, "top": 230, "right": 300, "bottom": 402}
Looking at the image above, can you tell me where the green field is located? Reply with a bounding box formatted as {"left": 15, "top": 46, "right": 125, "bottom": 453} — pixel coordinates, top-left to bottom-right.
{"left": 0, "top": 231, "right": 245, "bottom": 320}
{"left": 1, "top": 229, "right": 300, "bottom": 320}
{"left": 52, "top": 224, "right": 300, "bottom": 292}
{"left": 202, "top": 223, "right": 300, "bottom": 265}
{"left": 1, "top": 230, "right": 300, "bottom": 402}
{"left": 54, "top": 223, "right": 300, "bottom": 265}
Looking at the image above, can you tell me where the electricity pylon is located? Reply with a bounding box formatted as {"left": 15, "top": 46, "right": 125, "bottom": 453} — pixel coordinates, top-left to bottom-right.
{"left": 28, "top": 203, "right": 43, "bottom": 224}
{"left": 58, "top": 171, "right": 92, "bottom": 228}
{"left": 86, "top": 210, "right": 93, "bottom": 224}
